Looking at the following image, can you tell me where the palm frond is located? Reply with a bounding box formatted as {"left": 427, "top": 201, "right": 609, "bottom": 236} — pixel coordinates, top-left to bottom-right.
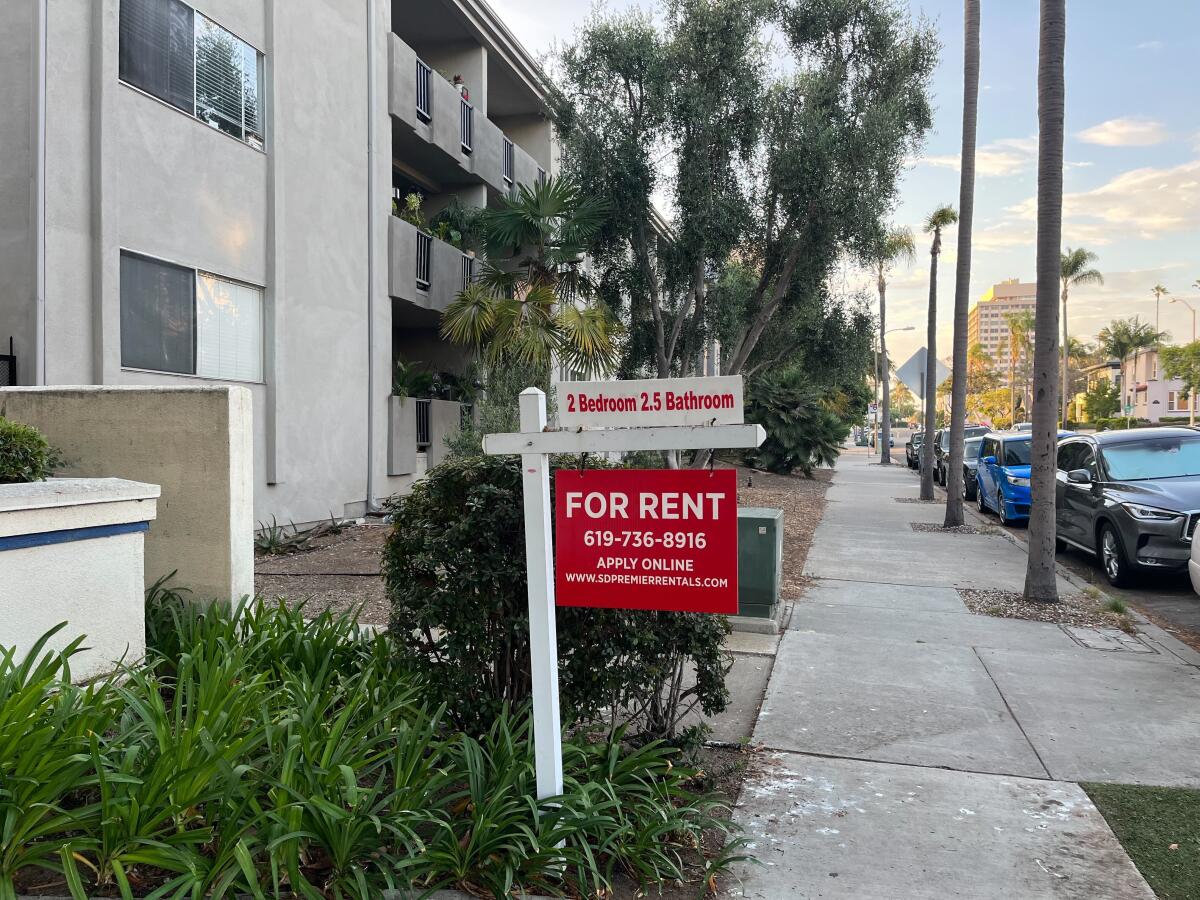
{"left": 441, "top": 282, "right": 498, "bottom": 348}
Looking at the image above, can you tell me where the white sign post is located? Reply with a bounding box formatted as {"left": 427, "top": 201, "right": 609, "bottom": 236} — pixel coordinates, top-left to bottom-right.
{"left": 485, "top": 382, "right": 766, "bottom": 800}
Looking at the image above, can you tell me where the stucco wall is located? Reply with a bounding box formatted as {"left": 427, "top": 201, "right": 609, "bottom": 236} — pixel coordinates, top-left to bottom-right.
{"left": 0, "top": 2, "right": 36, "bottom": 380}
{"left": 0, "top": 386, "right": 253, "bottom": 603}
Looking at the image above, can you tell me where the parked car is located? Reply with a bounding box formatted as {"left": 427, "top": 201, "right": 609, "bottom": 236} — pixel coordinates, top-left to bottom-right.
{"left": 906, "top": 432, "right": 924, "bottom": 469}
{"left": 976, "top": 430, "right": 1074, "bottom": 525}
{"left": 1015, "top": 422, "right": 1033, "bottom": 432}
{"left": 934, "top": 425, "right": 990, "bottom": 486}
{"left": 869, "top": 432, "right": 895, "bottom": 449}
{"left": 1190, "top": 524, "right": 1200, "bottom": 595}
{"left": 1055, "top": 428, "right": 1200, "bottom": 586}
{"left": 962, "top": 435, "right": 986, "bottom": 501}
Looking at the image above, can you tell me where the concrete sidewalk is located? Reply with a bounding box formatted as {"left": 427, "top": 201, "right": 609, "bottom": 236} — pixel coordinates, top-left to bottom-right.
{"left": 728, "top": 446, "right": 1200, "bottom": 899}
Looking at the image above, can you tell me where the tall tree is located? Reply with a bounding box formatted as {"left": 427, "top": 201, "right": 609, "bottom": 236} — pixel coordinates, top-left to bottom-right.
{"left": 1098, "top": 316, "right": 1168, "bottom": 415}
{"left": 945, "top": 0, "right": 982, "bottom": 526}
{"left": 920, "top": 205, "right": 958, "bottom": 501}
{"left": 1004, "top": 310, "right": 1035, "bottom": 423}
{"left": 866, "top": 227, "right": 916, "bottom": 465}
{"left": 1024, "top": 0, "right": 1066, "bottom": 603}
{"left": 1152, "top": 283, "right": 1169, "bottom": 344}
{"left": 1059, "top": 247, "right": 1104, "bottom": 424}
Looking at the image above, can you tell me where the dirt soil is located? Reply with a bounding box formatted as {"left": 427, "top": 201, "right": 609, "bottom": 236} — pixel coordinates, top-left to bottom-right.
{"left": 959, "top": 587, "right": 1137, "bottom": 631}
{"left": 255, "top": 523, "right": 391, "bottom": 624}
{"left": 910, "top": 523, "right": 997, "bottom": 535}
{"left": 733, "top": 464, "right": 833, "bottom": 598}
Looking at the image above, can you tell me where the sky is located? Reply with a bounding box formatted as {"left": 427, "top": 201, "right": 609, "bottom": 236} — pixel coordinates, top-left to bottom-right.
{"left": 491, "top": 0, "right": 1200, "bottom": 369}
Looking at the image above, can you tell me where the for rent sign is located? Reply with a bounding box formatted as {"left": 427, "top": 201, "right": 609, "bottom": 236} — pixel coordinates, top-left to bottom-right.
{"left": 554, "top": 376, "right": 744, "bottom": 428}
{"left": 555, "top": 468, "right": 738, "bottom": 614}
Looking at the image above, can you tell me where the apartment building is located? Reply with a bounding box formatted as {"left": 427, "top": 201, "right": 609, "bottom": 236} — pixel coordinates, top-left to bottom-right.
{"left": 0, "top": 0, "right": 555, "bottom": 523}
{"left": 966, "top": 279, "right": 1036, "bottom": 378}
{"left": 1120, "top": 348, "right": 1197, "bottom": 423}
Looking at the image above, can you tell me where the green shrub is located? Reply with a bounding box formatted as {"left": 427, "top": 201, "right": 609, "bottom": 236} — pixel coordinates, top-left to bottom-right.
{"left": 2, "top": 598, "right": 746, "bottom": 899}
{"left": 0, "top": 416, "right": 62, "bottom": 483}
{"left": 743, "top": 369, "right": 850, "bottom": 476}
{"left": 383, "top": 454, "right": 731, "bottom": 740}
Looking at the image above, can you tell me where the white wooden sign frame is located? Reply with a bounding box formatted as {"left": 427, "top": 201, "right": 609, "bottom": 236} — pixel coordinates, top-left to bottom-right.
{"left": 484, "top": 385, "right": 766, "bottom": 800}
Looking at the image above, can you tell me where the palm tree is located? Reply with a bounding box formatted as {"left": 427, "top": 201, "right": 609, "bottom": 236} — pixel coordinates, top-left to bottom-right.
{"left": 1059, "top": 248, "right": 1103, "bottom": 425}
{"left": 1097, "top": 316, "right": 1169, "bottom": 414}
{"left": 1024, "top": 0, "right": 1065, "bottom": 604}
{"left": 920, "top": 205, "right": 958, "bottom": 501}
{"left": 1152, "top": 283, "right": 1169, "bottom": 343}
{"left": 867, "top": 226, "right": 916, "bottom": 465}
{"left": 945, "top": 0, "right": 981, "bottom": 527}
{"left": 1004, "top": 310, "right": 1035, "bottom": 423}
{"left": 441, "top": 177, "right": 618, "bottom": 375}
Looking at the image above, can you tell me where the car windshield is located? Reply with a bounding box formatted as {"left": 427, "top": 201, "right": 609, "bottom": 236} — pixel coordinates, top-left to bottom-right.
{"left": 965, "top": 438, "right": 983, "bottom": 458}
{"left": 1101, "top": 436, "right": 1200, "bottom": 481}
{"left": 912, "top": 434, "right": 924, "bottom": 446}
{"left": 1002, "top": 439, "right": 1031, "bottom": 466}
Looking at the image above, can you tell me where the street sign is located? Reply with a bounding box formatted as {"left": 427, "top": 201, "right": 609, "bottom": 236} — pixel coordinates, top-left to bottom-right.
{"left": 1124, "top": 403, "right": 1133, "bottom": 415}
{"left": 554, "top": 375, "right": 744, "bottom": 428}
{"left": 555, "top": 469, "right": 738, "bottom": 614}
{"left": 896, "top": 348, "right": 951, "bottom": 400}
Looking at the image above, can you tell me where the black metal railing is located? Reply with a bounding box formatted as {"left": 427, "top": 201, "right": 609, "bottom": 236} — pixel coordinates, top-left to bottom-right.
{"left": 415, "top": 398, "right": 432, "bottom": 449}
{"left": 503, "top": 137, "right": 514, "bottom": 184}
{"left": 0, "top": 337, "right": 15, "bottom": 387}
{"left": 415, "top": 59, "right": 431, "bottom": 121}
{"left": 536, "top": 166, "right": 547, "bottom": 186}
{"left": 460, "top": 253, "right": 475, "bottom": 292}
{"left": 460, "top": 98, "right": 473, "bottom": 153}
{"left": 415, "top": 231, "right": 432, "bottom": 290}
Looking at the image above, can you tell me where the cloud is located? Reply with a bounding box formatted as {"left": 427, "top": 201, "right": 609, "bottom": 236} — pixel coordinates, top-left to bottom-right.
{"left": 1007, "top": 159, "right": 1200, "bottom": 241}
{"left": 917, "top": 136, "right": 1036, "bottom": 177}
{"left": 1077, "top": 117, "right": 1169, "bottom": 147}
{"left": 1135, "top": 40, "right": 1164, "bottom": 51}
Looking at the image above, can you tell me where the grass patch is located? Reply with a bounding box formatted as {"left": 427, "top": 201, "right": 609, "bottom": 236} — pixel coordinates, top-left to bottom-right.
{"left": 1083, "top": 782, "right": 1200, "bottom": 899}
{"left": 1104, "top": 596, "right": 1130, "bottom": 615}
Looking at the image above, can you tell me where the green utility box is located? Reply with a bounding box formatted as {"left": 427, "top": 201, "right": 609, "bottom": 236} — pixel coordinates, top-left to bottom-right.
{"left": 737, "top": 507, "right": 783, "bottom": 619}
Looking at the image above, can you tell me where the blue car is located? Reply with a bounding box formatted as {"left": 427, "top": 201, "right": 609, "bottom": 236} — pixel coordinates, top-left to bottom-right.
{"left": 976, "top": 431, "right": 1074, "bottom": 525}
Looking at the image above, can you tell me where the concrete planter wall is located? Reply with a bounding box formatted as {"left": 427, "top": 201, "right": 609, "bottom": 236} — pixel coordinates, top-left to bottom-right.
{"left": 0, "top": 478, "right": 159, "bottom": 681}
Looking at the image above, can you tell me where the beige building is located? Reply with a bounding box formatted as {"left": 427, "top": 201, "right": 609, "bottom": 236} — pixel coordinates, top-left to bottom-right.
{"left": 966, "top": 279, "right": 1036, "bottom": 379}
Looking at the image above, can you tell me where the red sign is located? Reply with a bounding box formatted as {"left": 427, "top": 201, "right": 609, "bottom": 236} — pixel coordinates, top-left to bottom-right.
{"left": 554, "top": 468, "right": 738, "bottom": 614}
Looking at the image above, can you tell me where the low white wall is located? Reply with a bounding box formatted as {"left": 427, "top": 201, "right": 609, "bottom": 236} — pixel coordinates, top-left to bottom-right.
{"left": 0, "top": 478, "right": 159, "bottom": 681}
{"left": 0, "top": 386, "right": 253, "bottom": 601}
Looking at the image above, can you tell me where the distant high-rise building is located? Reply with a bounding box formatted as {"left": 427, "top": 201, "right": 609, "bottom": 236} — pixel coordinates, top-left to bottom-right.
{"left": 967, "top": 279, "right": 1037, "bottom": 382}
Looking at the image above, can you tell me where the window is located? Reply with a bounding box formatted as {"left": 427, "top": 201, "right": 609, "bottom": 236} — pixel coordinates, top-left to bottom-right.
{"left": 120, "top": 0, "right": 264, "bottom": 149}
{"left": 1002, "top": 439, "right": 1032, "bottom": 466}
{"left": 121, "top": 251, "right": 263, "bottom": 382}
{"left": 1058, "top": 442, "right": 1095, "bottom": 477}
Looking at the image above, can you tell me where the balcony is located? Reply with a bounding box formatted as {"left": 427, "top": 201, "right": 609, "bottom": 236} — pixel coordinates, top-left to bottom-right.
{"left": 389, "top": 215, "right": 476, "bottom": 315}
{"left": 388, "top": 32, "right": 544, "bottom": 199}
{"left": 387, "top": 396, "right": 466, "bottom": 475}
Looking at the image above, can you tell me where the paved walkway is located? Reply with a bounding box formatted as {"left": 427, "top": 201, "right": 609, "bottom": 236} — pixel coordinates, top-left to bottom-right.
{"left": 728, "top": 446, "right": 1200, "bottom": 899}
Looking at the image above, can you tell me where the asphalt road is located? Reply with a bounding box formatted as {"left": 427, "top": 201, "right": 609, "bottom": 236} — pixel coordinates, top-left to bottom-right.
{"left": 875, "top": 435, "right": 1200, "bottom": 649}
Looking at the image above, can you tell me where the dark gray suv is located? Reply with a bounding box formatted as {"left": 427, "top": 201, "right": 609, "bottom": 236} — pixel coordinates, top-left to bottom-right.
{"left": 1055, "top": 428, "right": 1200, "bottom": 586}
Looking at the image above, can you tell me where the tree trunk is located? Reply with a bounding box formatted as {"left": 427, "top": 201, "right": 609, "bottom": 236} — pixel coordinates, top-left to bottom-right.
{"left": 880, "top": 275, "right": 893, "bottom": 465}
{"left": 921, "top": 238, "right": 939, "bottom": 501}
{"left": 1060, "top": 284, "right": 1070, "bottom": 426}
{"left": 945, "top": 0, "right": 980, "bottom": 527}
{"left": 634, "top": 220, "right": 670, "bottom": 379}
{"left": 1024, "top": 0, "right": 1066, "bottom": 603}
{"left": 1010, "top": 345, "right": 1017, "bottom": 427}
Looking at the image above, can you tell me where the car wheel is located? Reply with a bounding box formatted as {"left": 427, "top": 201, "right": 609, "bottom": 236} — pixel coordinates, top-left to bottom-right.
{"left": 997, "top": 491, "right": 1011, "bottom": 526}
{"left": 964, "top": 473, "right": 976, "bottom": 501}
{"left": 977, "top": 484, "right": 989, "bottom": 513}
{"left": 1099, "top": 523, "right": 1134, "bottom": 588}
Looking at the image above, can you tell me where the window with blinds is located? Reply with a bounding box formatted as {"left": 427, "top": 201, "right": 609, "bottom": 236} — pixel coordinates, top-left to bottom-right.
{"left": 121, "top": 251, "right": 264, "bottom": 383}
{"left": 119, "top": 0, "right": 264, "bottom": 149}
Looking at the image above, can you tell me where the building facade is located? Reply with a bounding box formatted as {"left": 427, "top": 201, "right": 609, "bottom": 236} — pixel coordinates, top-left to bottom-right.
{"left": 0, "top": 0, "right": 555, "bottom": 523}
{"left": 966, "top": 279, "right": 1036, "bottom": 380}
{"left": 1119, "top": 348, "right": 1197, "bottom": 423}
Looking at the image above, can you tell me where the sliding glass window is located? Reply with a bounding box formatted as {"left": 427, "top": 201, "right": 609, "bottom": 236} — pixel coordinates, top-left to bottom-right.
{"left": 119, "top": 0, "right": 264, "bottom": 149}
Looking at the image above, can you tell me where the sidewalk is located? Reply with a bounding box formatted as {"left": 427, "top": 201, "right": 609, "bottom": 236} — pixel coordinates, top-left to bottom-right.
{"left": 728, "top": 446, "right": 1200, "bottom": 899}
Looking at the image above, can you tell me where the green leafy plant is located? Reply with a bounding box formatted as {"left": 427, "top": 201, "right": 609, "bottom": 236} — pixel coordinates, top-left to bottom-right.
{"left": 391, "top": 359, "right": 437, "bottom": 400}
{"left": 744, "top": 368, "right": 855, "bottom": 476}
{"left": 0, "top": 416, "right": 62, "bottom": 484}
{"left": 394, "top": 191, "right": 425, "bottom": 229}
{"left": 383, "top": 454, "right": 731, "bottom": 740}
{"left": 254, "top": 516, "right": 311, "bottom": 556}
